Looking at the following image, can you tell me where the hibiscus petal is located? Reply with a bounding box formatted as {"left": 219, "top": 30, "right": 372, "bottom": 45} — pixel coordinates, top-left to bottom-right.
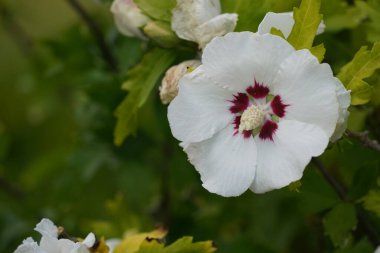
{"left": 258, "top": 12, "right": 295, "bottom": 38}
{"left": 331, "top": 79, "right": 351, "bottom": 142}
{"left": 14, "top": 238, "right": 43, "bottom": 253}
{"left": 34, "top": 218, "right": 58, "bottom": 238}
{"left": 184, "top": 125, "right": 257, "bottom": 197}
{"left": 258, "top": 12, "right": 325, "bottom": 38}
{"left": 168, "top": 67, "right": 233, "bottom": 143}
{"left": 272, "top": 49, "right": 339, "bottom": 137}
{"left": 251, "top": 120, "right": 328, "bottom": 193}
{"left": 202, "top": 33, "right": 295, "bottom": 92}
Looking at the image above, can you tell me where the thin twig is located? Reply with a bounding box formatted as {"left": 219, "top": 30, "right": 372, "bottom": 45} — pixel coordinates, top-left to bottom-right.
{"left": 312, "top": 158, "right": 347, "bottom": 201}
{"left": 65, "top": 0, "right": 119, "bottom": 72}
{"left": 151, "top": 142, "right": 172, "bottom": 226}
{"left": 312, "top": 158, "right": 380, "bottom": 247}
{"left": 346, "top": 130, "right": 380, "bottom": 152}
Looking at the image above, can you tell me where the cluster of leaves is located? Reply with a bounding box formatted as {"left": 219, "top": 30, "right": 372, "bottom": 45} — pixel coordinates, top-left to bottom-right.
{"left": 0, "top": 0, "right": 379, "bottom": 253}
{"left": 113, "top": 228, "right": 216, "bottom": 253}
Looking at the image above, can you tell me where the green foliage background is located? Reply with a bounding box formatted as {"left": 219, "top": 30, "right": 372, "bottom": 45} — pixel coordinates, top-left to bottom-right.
{"left": 0, "top": 0, "right": 380, "bottom": 252}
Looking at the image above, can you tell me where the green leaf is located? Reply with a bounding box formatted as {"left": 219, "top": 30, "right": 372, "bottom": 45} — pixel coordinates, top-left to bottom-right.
{"left": 134, "top": 0, "right": 176, "bottom": 22}
{"left": 221, "top": 0, "right": 273, "bottom": 32}
{"left": 310, "top": 43, "right": 326, "bottom": 62}
{"left": 143, "top": 21, "right": 180, "bottom": 48}
{"left": 114, "top": 48, "right": 176, "bottom": 146}
{"left": 324, "top": 5, "right": 366, "bottom": 32}
{"left": 287, "top": 0, "right": 322, "bottom": 50}
{"left": 164, "top": 237, "right": 216, "bottom": 253}
{"left": 361, "top": 189, "right": 380, "bottom": 217}
{"left": 337, "top": 42, "right": 380, "bottom": 105}
{"left": 356, "top": 0, "right": 380, "bottom": 43}
{"left": 323, "top": 203, "right": 357, "bottom": 248}
{"left": 136, "top": 237, "right": 216, "bottom": 253}
{"left": 270, "top": 27, "right": 285, "bottom": 39}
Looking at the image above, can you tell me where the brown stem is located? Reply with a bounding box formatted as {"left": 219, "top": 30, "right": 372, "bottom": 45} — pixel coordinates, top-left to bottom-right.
{"left": 346, "top": 130, "right": 380, "bottom": 152}
{"left": 312, "top": 158, "right": 380, "bottom": 247}
{"left": 65, "top": 0, "right": 119, "bottom": 72}
{"left": 151, "top": 142, "right": 172, "bottom": 226}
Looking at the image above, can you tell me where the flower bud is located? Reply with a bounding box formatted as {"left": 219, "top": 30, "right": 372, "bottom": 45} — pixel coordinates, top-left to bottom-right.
{"left": 160, "top": 60, "right": 201, "bottom": 104}
{"left": 110, "top": 0, "right": 150, "bottom": 39}
{"left": 143, "top": 21, "right": 180, "bottom": 48}
{"left": 171, "top": 0, "right": 238, "bottom": 49}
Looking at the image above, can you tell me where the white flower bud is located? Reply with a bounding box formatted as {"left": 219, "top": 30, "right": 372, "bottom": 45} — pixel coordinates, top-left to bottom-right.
{"left": 160, "top": 60, "right": 201, "bottom": 104}
{"left": 110, "top": 0, "right": 150, "bottom": 39}
{"left": 171, "top": 0, "right": 238, "bottom": 49}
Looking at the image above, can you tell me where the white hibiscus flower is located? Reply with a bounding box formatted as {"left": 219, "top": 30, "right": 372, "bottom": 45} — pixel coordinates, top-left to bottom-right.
{"left": 168, "top": 32, "right": 342, "bottom": 196}
{"left": 257, "top": 11, "right": 325, "bottom": 38}
{"left": 14, "top": 218, "right": 95, "bottom": 253}
{"left": 171, "top": 0, "right": 238, "bottom": 49}
{"left": 110, "top": 0, "right": 150, "bottom": 39}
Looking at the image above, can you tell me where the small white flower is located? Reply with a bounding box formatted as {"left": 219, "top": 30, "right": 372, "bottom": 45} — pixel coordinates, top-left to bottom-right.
{"left": 15, "top": 218, "right": 95, "bottom": 253}
{"left": 14, "top": 238, "right": 43, "bottom": 253}
{"left": 110, "top": 0, "right": 150, "bottom": 39}
{"left": 168, "top": 32, "right": 341, "bottom": 196}
{"left": 375, "top": 246, "right": 380, "bottom": 253}
{"left": 258, "top": 12, "right": 325, "bottom": 38}
{"left": 171, "top": 0, "right": 238, "bottom": 48}
{"left": 160, "top": 60, "right": 201, "bottom": 104}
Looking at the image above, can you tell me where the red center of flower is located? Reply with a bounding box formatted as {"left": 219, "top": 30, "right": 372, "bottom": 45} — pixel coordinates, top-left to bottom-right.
{"left": 229, "top": 80, "right": 288, "bottom": 141}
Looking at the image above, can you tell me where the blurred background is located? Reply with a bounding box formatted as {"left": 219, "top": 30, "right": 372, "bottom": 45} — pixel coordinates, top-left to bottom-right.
{"left": 0, "top": 0, "right": 380, "bottom": 252}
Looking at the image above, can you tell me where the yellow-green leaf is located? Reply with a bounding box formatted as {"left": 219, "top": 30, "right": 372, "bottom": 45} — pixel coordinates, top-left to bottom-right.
{"left": 361, "top": 190, "right": 380, "bottom": 217}
{"left": 337, "top": 42, "right": 380, "bottom": 105}
{"left": 287, "top": 0, "right": 322, "bottom": 50}
{"left": 270, "top": 27, "right": 285, "bottom": 39}
{"left": 135, "top": 236, "right": 216, "bottom": 253}
{"left": 114, "top": 229, "right": 167, "bottom": 253}
{"left": 114, "top": 48, "right": 176, "bottom": 146}
{"left": 310, "top": 43, "right": 326, "bottom": 62}
{"left": 164, "top": 237, "right": 216, "bottom": 253}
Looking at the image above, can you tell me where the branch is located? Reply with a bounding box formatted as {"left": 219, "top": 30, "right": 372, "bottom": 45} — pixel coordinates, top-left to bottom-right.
{"left": 346, "top": 130, "right": 380, "bottom": 152}
{"left": 65, "top": 0, "right": 119, "bottom": 72}
{"left": 312, "top": 158, "right": 380, "bottom": 247}
{"left": 0, "top": 3, "right": 34, "bottom": 56}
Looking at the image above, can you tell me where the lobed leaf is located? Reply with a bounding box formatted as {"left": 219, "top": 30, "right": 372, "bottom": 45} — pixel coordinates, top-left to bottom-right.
{"left": 310, "top": 43, "right": 326, "bottom": 62}
{"left": 323, "top": 203, "right": 357, "bottom": 249}
{"left": 135, "top": 236, "right": 217, "bottom": 253}
{"left": 114, "top": 48, "right": 176, "bottom": 146}
{"left": 287, "top": 0, "right": 322, "bottom": 50}
{"left": 361, "top": 189, "right": 380, "bottom": 217}
{"left": 337, "top": 42, "right": 380, "bottom": 105}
